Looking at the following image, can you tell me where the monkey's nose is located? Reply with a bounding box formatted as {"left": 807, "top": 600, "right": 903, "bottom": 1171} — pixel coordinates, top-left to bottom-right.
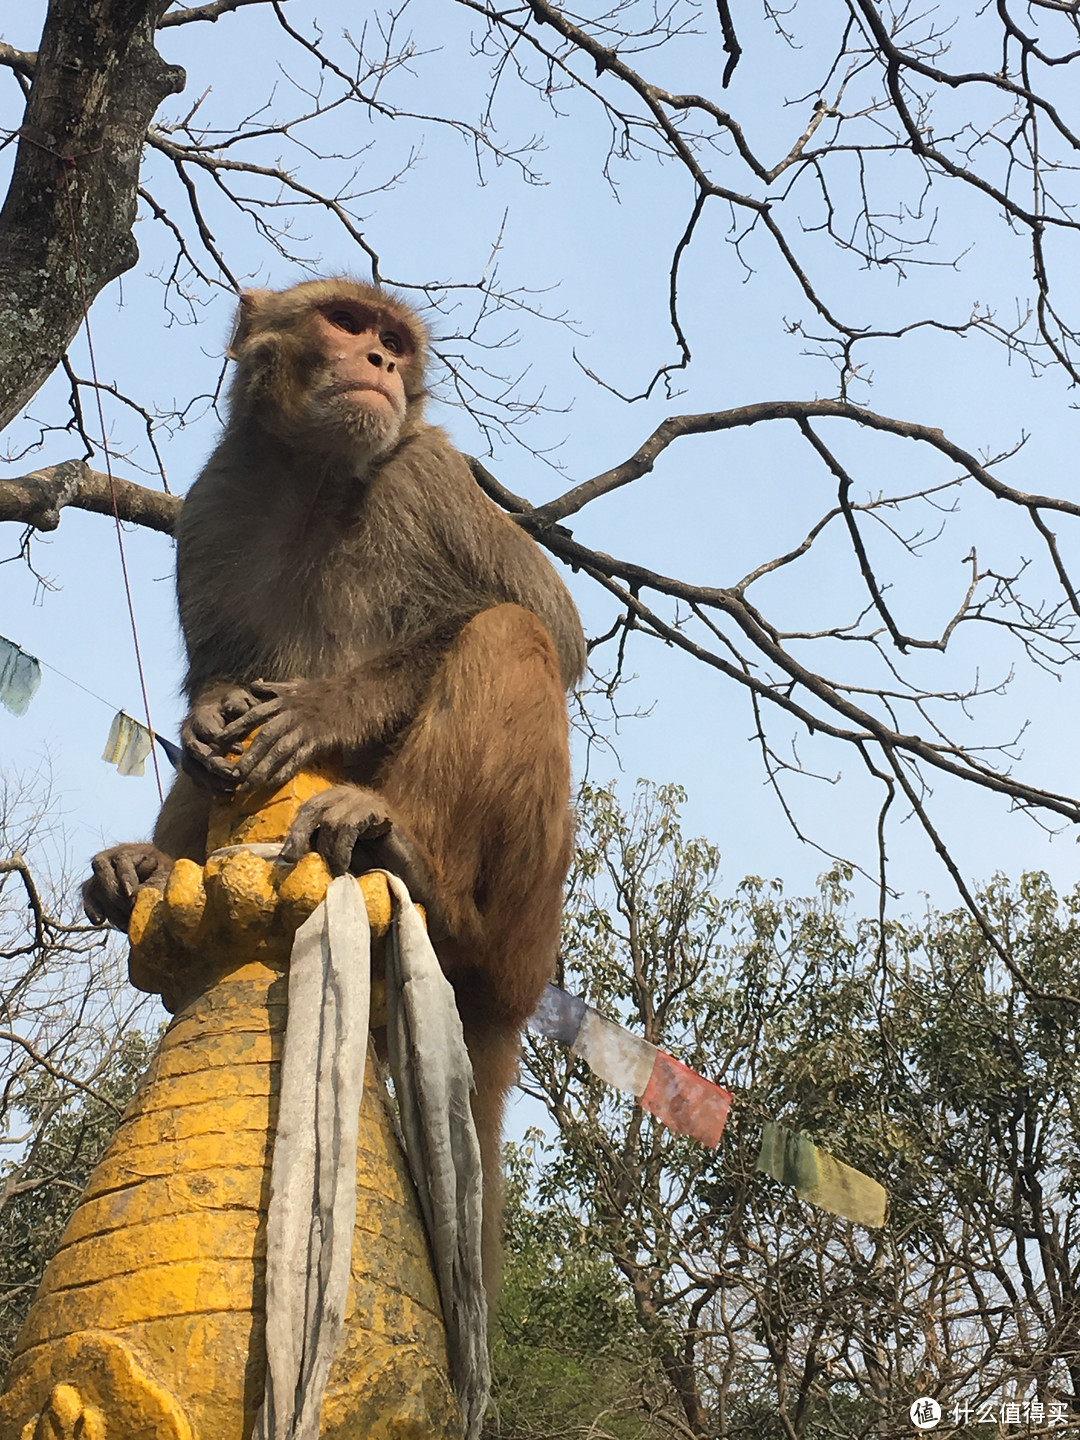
{"left": 368, "top": 351, "right": 384, "bottom": 367}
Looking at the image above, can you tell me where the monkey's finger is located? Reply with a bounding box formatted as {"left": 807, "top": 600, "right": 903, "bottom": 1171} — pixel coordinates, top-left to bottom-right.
{"left": 280, "top": 795, "right": 335, "bottom": 865}
{"left": 217, "top": 700, "right": 288, "bottom": 749}
{"left": 181, "top": 745, "right": 242, "bottom": 793}
{"left": 315, "top": 821, "right": 362, "bottom": 877}
{"left": 220, "top": 688, "right": 261, "bottom": 723}
{"left": 250, "top": 678, "right": 301, "bottom": 700}
{"left": 234, "top": 719, "right": 316, "bottom": 792}
{"left": 237, "top": 743, "right": 307, "bottom": 796}
{"left": 112, "top": 853, "right": 147, "bottom": 901}
{"left": 82, "top": 880, "right": 108, "bottom": 926}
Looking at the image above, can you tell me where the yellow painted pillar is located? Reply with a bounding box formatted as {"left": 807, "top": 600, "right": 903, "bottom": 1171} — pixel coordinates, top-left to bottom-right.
{"left": 0, "top": 772, "right": 464, "bottom": 1439}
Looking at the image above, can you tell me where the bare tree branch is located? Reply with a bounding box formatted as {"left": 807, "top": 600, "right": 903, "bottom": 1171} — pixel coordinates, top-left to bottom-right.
{"left": 159, "top": 0, "right": 283, "bottom": 26}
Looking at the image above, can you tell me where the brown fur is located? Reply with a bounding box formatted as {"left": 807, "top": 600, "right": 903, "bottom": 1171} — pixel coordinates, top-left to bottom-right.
{"left": 84, "top": 278, "right": 584, "bottom": 1290}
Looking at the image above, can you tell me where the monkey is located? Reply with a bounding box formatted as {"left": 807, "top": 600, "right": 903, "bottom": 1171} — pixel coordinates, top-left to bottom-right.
{"left": 82, "top": 278, "right": 585, "bottom": 1290}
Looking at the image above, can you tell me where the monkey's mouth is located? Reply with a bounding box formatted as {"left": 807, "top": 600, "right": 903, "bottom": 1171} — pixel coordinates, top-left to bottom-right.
{"left": 333, "top": 380, "right": 398, "bottom": 406}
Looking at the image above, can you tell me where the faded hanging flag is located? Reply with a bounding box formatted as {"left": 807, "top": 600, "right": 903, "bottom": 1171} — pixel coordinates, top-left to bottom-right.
{"left": 103, "top": 711, "right": 153, "bottom": 777}
{"left": 572, "top": 1007, "right": 658, "bottom": 1098}
{"left": 641, "top": 1049, "right": 732, "bottom": 1148}
{"left": 756, "top": 1121, "right": 886, "bottom": 1228}
{"left": 0, "top": 635, "right": 42, "bottom": 717}
{"left": 529, "top": 984, "right": 587, "bottom": 1046}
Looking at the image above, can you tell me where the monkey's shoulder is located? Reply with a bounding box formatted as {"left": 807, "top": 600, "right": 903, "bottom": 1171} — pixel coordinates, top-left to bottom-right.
{"left": 385, "top": 427, "right": 585, "bottom": 687}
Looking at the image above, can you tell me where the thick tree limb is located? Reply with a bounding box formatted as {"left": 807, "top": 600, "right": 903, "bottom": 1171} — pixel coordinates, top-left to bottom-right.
{"left": 0, "top": 44, "right": 36, "bottom": 79}
{"left": 0, "top": 0, "right": 185, "bottom": 432}
{"left": 0, "top": 461, "right": 180, "bottom": 534}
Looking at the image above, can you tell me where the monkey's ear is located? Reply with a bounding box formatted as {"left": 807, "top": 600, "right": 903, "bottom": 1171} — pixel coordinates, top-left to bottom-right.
{"left": 227, "top": 289, "right": 272, "bottom": 360}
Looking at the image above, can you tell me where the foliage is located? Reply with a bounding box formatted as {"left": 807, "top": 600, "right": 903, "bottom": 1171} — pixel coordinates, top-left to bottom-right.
{"left": 502, "top": 781, "right": 1080, "bottom": 1439}
{"left": 486, "top": 1137, "right": 668, "bottom": 1439}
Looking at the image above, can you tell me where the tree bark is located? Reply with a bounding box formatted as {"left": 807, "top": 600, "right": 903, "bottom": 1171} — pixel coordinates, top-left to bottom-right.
{"left": 0, "top": 0, "right": 185, "bottom": 432}
{"left": 0, "top": 460, "right": 180, "bottom": 533}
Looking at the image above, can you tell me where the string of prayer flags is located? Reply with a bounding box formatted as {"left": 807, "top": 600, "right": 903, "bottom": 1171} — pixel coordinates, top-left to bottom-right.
{"left": 0, "top": 635, "right": 42, "bottom": 717}
{"left": 0, "top": 633, "right": 182, "bottom": 772}
{"left": 756, "top": 1121, "right": 887, "bottom": 1228}
{"left": 529, "top": 985, "right": 886, "bottom": 1225}
{"left": 529, "top": 984, "right": 733, "bottom": 1149}
{"left": 102, "top": 711, "right": 153, "bottom": 777}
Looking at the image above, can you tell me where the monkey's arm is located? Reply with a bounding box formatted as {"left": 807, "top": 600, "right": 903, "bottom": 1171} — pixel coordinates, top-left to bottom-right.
{"left": 184, "top": 634, "right": 454, "bottom": 796}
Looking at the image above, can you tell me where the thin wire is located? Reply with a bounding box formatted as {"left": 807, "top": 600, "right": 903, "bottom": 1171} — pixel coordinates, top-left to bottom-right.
{"left": 59, "top": 161, "right": 165, "bottom": 803}
{"left": 38, "top": 657, "right": 116, "bottom": 712}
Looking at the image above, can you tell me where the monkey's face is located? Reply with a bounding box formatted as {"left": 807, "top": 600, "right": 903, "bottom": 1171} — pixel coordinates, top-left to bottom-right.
{"left": 302, "top": 301, "right": 411, "bottom": 459}
{"left": 227, "top": 282, "right": 425, "bottom": 469}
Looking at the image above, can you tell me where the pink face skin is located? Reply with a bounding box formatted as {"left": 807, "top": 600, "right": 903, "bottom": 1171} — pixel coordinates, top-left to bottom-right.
{"left": 311, "top": 301, "right": 411, "bottom": 426}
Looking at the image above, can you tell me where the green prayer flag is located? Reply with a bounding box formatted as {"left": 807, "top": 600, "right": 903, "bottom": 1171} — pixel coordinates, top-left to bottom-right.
{"left": 756, "top": 1121, "right": 886, "bottom": 1228}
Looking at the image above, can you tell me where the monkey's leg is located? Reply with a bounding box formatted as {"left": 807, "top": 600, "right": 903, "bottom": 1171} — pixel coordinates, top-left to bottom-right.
{"left": 153, "top": 770, "right": 213, "bottom": 863}
{"left": 379, "top": 602, "right": 573, "bottom": 1016}
{"left": 376, "top": 602, "right": 574, "bottom": 1288}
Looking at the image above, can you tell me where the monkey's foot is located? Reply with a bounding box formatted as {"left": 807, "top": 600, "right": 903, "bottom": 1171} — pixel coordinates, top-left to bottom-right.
{"left": 83, "top": 843, "right": 175, "bottom": 930}
{"left": 280, "top": 785, "right": 445, "bottom": 935}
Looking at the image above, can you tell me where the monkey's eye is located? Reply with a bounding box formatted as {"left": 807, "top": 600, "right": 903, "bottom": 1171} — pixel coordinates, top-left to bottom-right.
{"left": 381, "top": 330, "right": 404, "bottom": 355}
{"left": 326, "top": 308, "right": 363, "bottom": 335}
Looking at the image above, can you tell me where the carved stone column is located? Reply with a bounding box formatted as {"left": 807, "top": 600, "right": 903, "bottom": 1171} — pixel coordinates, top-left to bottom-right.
{"left": 0, "top": 771, "right": 463, "bottom": 1439}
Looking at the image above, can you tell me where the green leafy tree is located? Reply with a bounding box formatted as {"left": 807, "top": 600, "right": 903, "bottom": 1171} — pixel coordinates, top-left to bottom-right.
{"left": 498, "top": 782, "right": 1080, "bottom": 1439}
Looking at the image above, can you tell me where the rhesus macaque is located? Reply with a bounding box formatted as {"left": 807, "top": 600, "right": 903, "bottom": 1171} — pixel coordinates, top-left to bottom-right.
{"left": 83, "top": 278, "right": 585, "bottom": 1285}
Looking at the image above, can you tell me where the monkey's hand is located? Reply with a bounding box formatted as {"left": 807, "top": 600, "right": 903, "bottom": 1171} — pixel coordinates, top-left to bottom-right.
{"left": 212, "top": 678, "right": 345, "bottom": 795}
{"left": 181, "top": 682, "right": 264, "bottom": 792}
{"left": 280, "top": 785, "right": 447, "bottom": 939}
{"left": 83, "top": 843, "right": 175, "bottom": 930}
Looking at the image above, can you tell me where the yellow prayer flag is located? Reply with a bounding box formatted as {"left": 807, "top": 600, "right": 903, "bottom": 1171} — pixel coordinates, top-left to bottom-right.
{"left": 757, "top": 1121, "right": 886, "bottom": 1228}
{"left": 102, "top": 711, "right": 153, "bottom": 777}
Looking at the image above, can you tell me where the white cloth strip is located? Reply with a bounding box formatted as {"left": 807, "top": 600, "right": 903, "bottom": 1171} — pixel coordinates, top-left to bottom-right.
{"left": 572, "top": 1005, "right": 658, "bottom": 1098}
{"left": 383, "top": 871, "right": 490, "bottom": 1440}
{"left": 254, "top": 873, "right": 372, "bottom": 1440}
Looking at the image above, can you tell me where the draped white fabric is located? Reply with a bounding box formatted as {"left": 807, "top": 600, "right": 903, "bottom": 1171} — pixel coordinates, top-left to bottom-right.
{"left": 253, "top": 868, "right": 489, "bottom": 1440}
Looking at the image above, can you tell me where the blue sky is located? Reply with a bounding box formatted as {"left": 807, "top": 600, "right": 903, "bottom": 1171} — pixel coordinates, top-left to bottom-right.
{"left": 4, "top": 0, "right": 1080, "bottom": 928}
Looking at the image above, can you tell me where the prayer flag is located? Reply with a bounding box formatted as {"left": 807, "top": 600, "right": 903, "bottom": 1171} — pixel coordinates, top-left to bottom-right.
{"left": 572, "top": 1007, "right": 658, "bottom": 1097}
{"left": 0, "top": 635, "right": 42, "bottom": 717}
{"left": 525, "top": 988, "right": 889, "bottom": 1225}
{"left": 756, "top": 1121, "right": 886, "bottom": 1228}
{"left": 156, "top": 733, "right": 183, "bottom": 768}
{"left": 102, "top": 711, "right": 153, "bottom": 777}
{"left": 641, "top": 1049, "right": 732, "bottom": 1148}
{"left": 529, "top": 984, "right": 587, "bottom": 1046}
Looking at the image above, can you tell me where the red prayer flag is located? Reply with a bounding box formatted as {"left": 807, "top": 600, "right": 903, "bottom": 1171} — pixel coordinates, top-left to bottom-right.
{"left": 641, "top": 1049, "right": 732, "bottom": 1148}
